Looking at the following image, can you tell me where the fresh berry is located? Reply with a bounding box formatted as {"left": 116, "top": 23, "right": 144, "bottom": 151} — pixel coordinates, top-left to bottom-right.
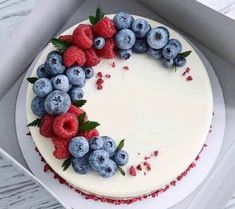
{"left": 114, "top": 150, "right": 129, "bottom": 166}
{"left": 37, "top": 64, "right": 49, "bottom": 78}
{"left": 84, "top": 48, "right": 100, "bottom": 67}
{"left": 33, "top": 78, "right": 53, "bottom": 97}
{"left": 89, "top": 150, "right": 109, "bottom": 171}
{"left": 79, "top": 129, "right": 99, "bottom": 140}
{"left": 71, "top": 154, "right": 93, "bottom": 174}
{"left": 98, "top": 159, "right": 117, "bottom": 178}
{"left": 131, "top": 19, "right": 151, "bottom": 38}
{"left": 115, "top": 29, "right": 136, "bottom": 50}
{"left": 45, "top": 53, "right": 65, "bottom": 76}
{"left": 93, "top": 37, "right": 105, "bottom": 49}
{"left": 92, "top": 17, "right": 116, "bottom": 38}
{"left": 58, "top": 35, "right": 73, "bottom": 43}
{"left": 44, "top": 90, "right": 71, "bottom": 115}
{"left": 162, "top": 39, "right": 182, "bottom": 59}
{"left": 68, "top": 87, "right": 84, "bottom": 102}
{"left": 63, "top": 46, "right": 86, "bottom": 68}
{"left": 174, "top": 55, "right": 186, "bottom": 67}
{"left": 101, "top": 136, "right": 117, "bottom": 157}
{"left": 168, "top": 39, "right": 182, "bottom": 53}
{"left": 113, "top": 12, "right": 134, "bottom": 30}
{"left": 52, "top": 136, "right": 71, "bottom": 159}
{"left": 31, "top": 96, "right": 46, "bottom": 117}
{"left": 129, "top": 165, "right": 136, "bottom": 176}
{"left": 96, "top": 38, "right": 116, "bottom": 58}
{"left": 161, "top": 58, "right": 174, "bottom": 68}
{"left": 147, "top": 48, "right": 162, "bottom": 59}
{"left": 39, "top": 114, "right": 55, "bottom": 138}
{"left": 72, "top": 24, "right": 93, "bottom": 49}
{"left": 66, "top": 66, "right": 85, "bottom": 86}
{"left": 147, "top": 27, "right": 169, "bottom": 49}
{"left": 51, "top": 75, "right": 70, "bottom": 92}
{"left": 132, "top": 38, "right": 148, "bottom": 53}
{"left": 89, "top": 136, "right": 104, "bottom": 150}
{"left": 53, "top": 113, "right": 78, "bottom": 138}
{"left": 69, "top": 136, "right": 89, "bottom": 158}
{"left": 47, "top": 50, "right": 61, "bottom": 58}
{"left": 84, "top": 67, "right": 94, "bottom": 79}
{"left": 68, "top": 105, "right": 86, "bottom": 118}
{"left": 118, "top": 49, "right": 132, "bottom": 60}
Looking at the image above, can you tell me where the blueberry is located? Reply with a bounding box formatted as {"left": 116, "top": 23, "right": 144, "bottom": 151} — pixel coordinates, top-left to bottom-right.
{"left": 161, "top": 58, "right": 174, "bottom": 68}
{"left": 147, "top": 27, "right": 169, "bottom": 49}
{"left": 68, "top": 87, "right": 84, "bottom": 102}
{"left": 89, "top": 150, "right": 109, "bottom": 171}
{"left": 45, "top": 53, "right": 65, "bottom": 76}
{"left": 37, "top": 64, "right": 49, "bottom": 78}
{"left": 84, "top": 67, "right": 94, "bottom": 79}
{"left": 33, "top": 78, "right": 53, "bottom": 97}
{"left": 115, "top": 29, "right": 136, "bottom": 50}
{"left": 101, "top": 136, "right": 117, "bottom": 157}
{"left": 51, "top": 75, "right": 70, "bottom": 92}
{"left": 132, "top": 39, "right": 148, "bottom": 53}
{"left": 162, "top": 39, "right": 182, "bottom": 59}
{"left": 168, "top": 39, "right": 182, "bottom": 53}
{"left": 98, "top": 160, "right": 117, "bottom": 178}
{"left": 89, "top": 136, "right": 104, "bottom": 150}
{"left": 31, "top": 96, "right": 46, "bottom": 117}
{"left": 147, "top": 48, "right": 162, "bottom": 59}
{"left": 174, "top": 55, "right": 186, "bottom": 67}
{"left": 66, "top": 66, "right": 85, "bottom": 87}
{"left": 118, "top": 49, "right": 132, "bottom": 60}
{"left": 93, "top": 37, "right": 105, "bottom": 50}
{"left": 69, "top": 136, "right": 89, "bottom": 158}
{"left": 114, "top": 150, "right": 129, "bottom": 166}
{"left": 71, "top": 154, "right": 93, "bottom": 174}
{"left": 131, "top": 19, "right": 151, "bottom": 38}
{"left": 44, "top": 90, "right": 71, "bottom": 115}
{"left": 113, "top": 12, "right": 134, "bottom": 30}
{"left": 47, "top": 50, "right": 61, "bottom": 58}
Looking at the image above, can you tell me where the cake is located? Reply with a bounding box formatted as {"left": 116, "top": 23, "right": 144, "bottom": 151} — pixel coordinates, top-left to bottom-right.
{"left": 26, "top": 8, "right": 213, "bottom": 204}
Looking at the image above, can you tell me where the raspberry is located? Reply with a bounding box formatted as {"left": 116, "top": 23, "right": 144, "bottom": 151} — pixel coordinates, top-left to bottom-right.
{"left": 39, "top": 114, "right": 55, "bottom": 138}
{"left": 92, "top": 17, "right": 116, "bottom": 38}
{"left": 129, "top": 165, "right": 136, "bottom": 176}
{"left": 68, "top": 105, "right": 88, "bottom": 121}
{"left": 63, "top": 46, "right": 86, "bottom": 68}
{"left": 78, "top": 128, "right": 99, "bottom": 140}
{"left": 73, "top": 24, "right": 93, "bottom": 49}
{"left": 96, "top": 38, "right": 116, "bottom": 59}
{"left": 84, "top": 48, "right": 100, "bottom": 67}
{"left": 53, "top": 113, "right": 78, "bottom": 138}
{"left": 52, "top": 136, "right": 71, "bottom": 159}
{"left": 58, "top": 35, "right": 73, "bottom": 43}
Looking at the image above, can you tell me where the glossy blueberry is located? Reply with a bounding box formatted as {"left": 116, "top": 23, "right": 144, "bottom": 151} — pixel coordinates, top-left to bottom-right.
{"left": 132, "top": 38, "right": 148, "bottom": 53}
{"left": 98, "top": 160, "right": 117, "bottom": 178}
{"left": 147, "top": 48, "right": 162, "bottom": 59}
{"left": 115, "top": 29, "right": 136, "bottom": 50}
{"left": 161, "top": 58, "right": 174, "bottom": 68}
{"left": 31, "top": 96, "right": 46, "bottom": 117}
{"left": 33, "top": 78, "right": 53, "bottom": 97}
{"left": 118, "top": 49, "right": 132, "bottom": 60}
{"left": 162, "top": 39, "right": 182, "bottom": 59}
{"left": 89, "top": 136, "right": 104, "bottom": 150}
{"left": 131, "top": 19, "right": 151, "bottom": 38}
{"left": 47, "top": 50, "right": 61, "bottom": 58}
{"left": 93, "top": 37, "right": 105, "bottom": 50}
{"left": 114, "top": 150, "right": 129, "bottom": 166}
{"left": 84, "top": 67, "right": 94, "bottom": 79}
{"left": 44, "top": 90, "right": 71, "bottom": 115}
{"left": 71, "top": 154, "right": 93, "bottom": 174}
{"left": 69, "top": 136, "right": 89, "bottom": 158}
{"left": 113, "top": 12, "right": 134, "bottom": 30}
{"left": 168, "top": 39, "right": 182, "bottom": 53}
{"left": 89, "top": 150, "right": 109, "bottom": 171}
{"left": 68, "top": 87, "right": 84, "bottom": 102}
{"left": 37, "top": 64, "right": 49, "bottom": 78}
{"left": 147, "top": 27, "right": 169, "bottom": 49}
{"left": 174, "top": 55, "right": 186, "bottom": 67}
{"left": 66, "top": 66, "right": 85, "bottom": 87}
{"left": 51, "top": 75, "right": 70, "bottom": 92}
{"left": 101, "top": 136, "right": 117, "bottom": 157}
{"left": 45, "top": 53, "right": 65, "bottom": 76}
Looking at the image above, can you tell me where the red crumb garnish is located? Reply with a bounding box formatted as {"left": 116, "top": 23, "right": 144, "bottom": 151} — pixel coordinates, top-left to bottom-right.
{"left": 136, "top": 164, "right": 142, "bottom": 171}
{"left": 144, "top": 172, "right": 146, "bottom": 175}
{"left": 97, "top": 72, "right": 103, "bottom": 78}
{"left": 153, "top": 150, "right": 158, "bottom": 157}
{"left": 144, "top": 156, "right": 151, "bottom": 160}
{"left": 186, "top": 76, "right": 193, "bottom": 81}
{"left": 123, "top": 66, "right": 129, "bottom": 70}
{"left": 111, "top": 62, "right": 116, "bottom": 68}
{"left": 143, "top": 161, "right": 151, "bottom": 171}
{"left": 182, "top": 67, "right": 191, "bottom": 76}
{"left": 129, "top": 166, "right": 137, "bottom": 176}
{"left": 96, "top": 78, "right": 104, "bottom": 85}
{"left": 105, "top": 74, "right": 111, "bottom": 78}
{"left": 97, "top": 84, "right": 103, "bottom": 90}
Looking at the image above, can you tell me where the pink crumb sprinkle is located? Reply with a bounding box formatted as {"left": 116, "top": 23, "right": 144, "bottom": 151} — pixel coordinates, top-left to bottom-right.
{"left": 186, "top": 76, "right": 193, "bottom": 81}
{"left": 123, "top": 66, "right": 129, "bottom": 70}
{"left": 96, "top": 78, "right": 104, "bottom": 85}
{"left": 105, "top": 74, "right": 111, "bottom": 78}
{"left": 97, "top": 72, "right": 103, "bottom": 78}
{"left": 144, "top": 172, "right": 146, "bottom": 175}
{"left": 129, "top": 166, "right": 137, "bottom": 176}
{"left": 97, "top": 85, "right": 103, "bottom": 90}
{"left": 136, "top": 164, "right": 142, "bottom": 171}
{"left": 153, "top": 150, "right": 158, "bottom": 157}
{"left": 111, "top": 62, "right": 116, "bottom": 68}
{"left": 143, "top": 161, "right": 151, "bottom": 171}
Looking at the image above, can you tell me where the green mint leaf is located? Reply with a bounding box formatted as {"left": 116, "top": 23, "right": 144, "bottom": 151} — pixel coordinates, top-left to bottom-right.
{"left": 89, "top": 15, "right": 97, "bottom": 25}
{"left": 117, "top": 166, "right": 126, "bottom": 176}
{"left": 117, "top": 139, "right": 125, "bottom": 150}
{"left": 51, "top": 38, "right": 71, "bottom": 52}
{"left": 96, "top": 5, "right": 104, "bottom": 21}
{"left": 72, "top": 100, "right": 87, "bottom": 108}
{"left": 79, "top": 121, "right": 100, "bottom": 132}
{"left": 62, "top": 158, "right": 71, "bottom": 171}
{"left": 78, "top": 112, "right": 86, "bottom": 126}
{"left": 179, "top": 50, "right": 192, "bottom": 57}
{"left": 27, "top": 118, "right": 41, "bottom": 127}
{"left": 27, "top": 77, "right": 38, "bottom": 84}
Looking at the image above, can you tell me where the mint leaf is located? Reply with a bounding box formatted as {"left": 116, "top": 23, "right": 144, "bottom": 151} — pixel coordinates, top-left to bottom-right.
{"left": 96, "top": 5, "right": 104, "bottom": 21}
{"left": 89, "top": 15, "right": 97, "bottom": 25}
{"left": 179, "top": 50, "right": 192, "bottom": 57}
{"left": 117, "top": 139, "right": 125, "bottom": 150}
{"left": 72, "top": 100, "right": 87, "bottom": 108}
{"left": 78, "top": 112, "right": 86, "bottom": 126}
{"left": 117, "top": 166, "right": 125, "bottom": 176}
{"left": 51, "top": 38, "right": 71, "bottom": 52}
{"left": 79, "top": 121, "right": 100, "bottom": 132}
{"left": 27, "top": 77, "right": 38, "bottom": 84}
{"left": 62, "top": 158, "right": 71, "bottom": 171}
{"left": 27, "top": 118, "right": 41, "bottom": 127}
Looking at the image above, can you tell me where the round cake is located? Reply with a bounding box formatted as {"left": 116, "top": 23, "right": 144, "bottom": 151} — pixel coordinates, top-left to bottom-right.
{"left": 26, "top": 12, "right": 213, "bottom": 202}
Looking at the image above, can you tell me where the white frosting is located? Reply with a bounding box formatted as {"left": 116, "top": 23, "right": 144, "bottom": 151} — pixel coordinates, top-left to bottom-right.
{"left": 26, "top": 15, "right": 213, "bottom": 199}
